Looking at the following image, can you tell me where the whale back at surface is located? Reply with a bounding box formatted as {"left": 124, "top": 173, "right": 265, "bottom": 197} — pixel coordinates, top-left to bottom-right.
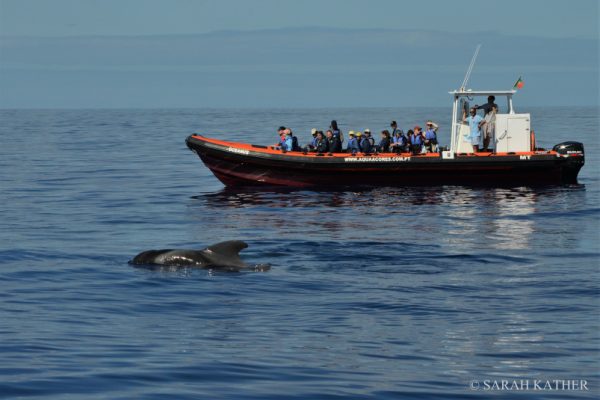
{"left": 200, "top": 240, "right": 248, "bottom": 269}
{"left": 130, "top": 240, "right": 254, "bottom": 270}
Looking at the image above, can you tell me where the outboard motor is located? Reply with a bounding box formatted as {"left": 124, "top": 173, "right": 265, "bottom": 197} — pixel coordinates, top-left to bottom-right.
{"left": 553, "top": 141, "right": 585, "bottom": 183}
{"left": 553, "top": 141, "right": 585, "bottom": 157}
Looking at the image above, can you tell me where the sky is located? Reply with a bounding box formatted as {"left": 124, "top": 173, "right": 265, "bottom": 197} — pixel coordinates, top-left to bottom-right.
{"left": 0, "top": 0, "right": 598, "bottom": 108}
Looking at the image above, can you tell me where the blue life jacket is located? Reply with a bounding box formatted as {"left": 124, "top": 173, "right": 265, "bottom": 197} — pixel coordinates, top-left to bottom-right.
{"left": 393, "top": 135, "right": 406, "bottom": 145}
{"left": 310, "top": 137, "right": 318, "bottom": 147}
{"left": 291, "top": 136, "right": 300, "bottom": 150}
{"left": 359, "top": 137, "right": 372, "bottom": 153}
{"left": 410, "top": 134, "right": 423, "bottom": 146}
{"left": 283, "top": 136, "right": 293, "bottom": 151}
{"left": 425, "top": 129, "right": 437, "bottom": 140}
{"left": 346, "top": 137, "right": 359, "bottom": 152}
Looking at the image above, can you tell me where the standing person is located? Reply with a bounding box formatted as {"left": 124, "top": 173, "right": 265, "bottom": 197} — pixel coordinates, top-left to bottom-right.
{"left": 476, "top": 96, "right": 498, "bottom": 151}
{"left": 464, "top": 107, "right": 484, "bottom": 152}
{"left": 423, "top": 121, "right": 438, "bottom": 152}
{"left": 378, "top": 130, "right": 391, "bottom": 152}
{"left": 326, "top": 130, "right": 342, "bottom": 153}
{"left": 482, "top": 107, "right": 496, "bottom": 151}
{"left": 346, "top": 131, "right": 359, "bottom": 153}
{"left": 390, "top": 121, "right": 402, "bottom": 136}
{"left": 476, "top": 95, "right": 498, "bottom": 115}
{"left": 330, "top": 120, "right": 344, "bottom": 144}
{"left": 409, "top": 127, "right": 424, "bottom": 154}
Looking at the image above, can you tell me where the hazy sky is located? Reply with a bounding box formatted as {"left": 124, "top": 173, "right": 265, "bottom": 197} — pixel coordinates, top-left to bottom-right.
{"left": 1, "top": 0, "right": 598, "bottom": 38}
{"left": 0, "top": 0, "right": 598, "bottom": 108}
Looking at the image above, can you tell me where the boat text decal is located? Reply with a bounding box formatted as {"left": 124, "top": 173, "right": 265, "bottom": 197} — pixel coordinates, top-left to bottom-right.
{"left": 344, "top": 156, "right": 411, "bottom": 162}
{"left": 227, "top": 147, "right": 250, "bottom": 155}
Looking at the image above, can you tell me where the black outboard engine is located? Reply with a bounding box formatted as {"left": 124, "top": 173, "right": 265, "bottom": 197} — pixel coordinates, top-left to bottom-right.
{"left": 553, "top": 141, "right": 585, "bottom": 157}
{"left": 552, "top": 141, "right": 585, "bottom": 183}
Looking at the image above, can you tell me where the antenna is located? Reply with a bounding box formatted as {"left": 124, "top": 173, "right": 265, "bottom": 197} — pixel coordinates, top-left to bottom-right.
{"left": 460, "top": 44, "right": 481, "bottom": 91}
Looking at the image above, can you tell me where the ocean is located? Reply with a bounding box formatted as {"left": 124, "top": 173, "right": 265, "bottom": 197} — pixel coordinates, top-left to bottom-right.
{"left": 1, "top": 107, "right": 598, "bottom": 399}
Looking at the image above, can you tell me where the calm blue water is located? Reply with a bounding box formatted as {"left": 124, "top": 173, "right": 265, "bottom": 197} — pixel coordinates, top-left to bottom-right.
{"left": 1, "top": 107, "right": 599, "bottom": 399}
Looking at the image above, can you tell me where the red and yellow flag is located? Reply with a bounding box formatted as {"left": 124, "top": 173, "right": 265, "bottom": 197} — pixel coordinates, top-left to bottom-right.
{"left": 513, "top": 76, "right": 524, "bottom": 89}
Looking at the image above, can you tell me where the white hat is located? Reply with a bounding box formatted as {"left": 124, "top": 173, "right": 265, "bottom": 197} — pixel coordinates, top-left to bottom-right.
{"left": 364, "top": 128, "right": 371, "bottom": 133}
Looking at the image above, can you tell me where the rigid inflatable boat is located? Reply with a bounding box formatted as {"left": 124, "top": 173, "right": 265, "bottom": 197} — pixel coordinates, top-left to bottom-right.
{"left": 186, "top": 90, "right": 584, "bottom": 188}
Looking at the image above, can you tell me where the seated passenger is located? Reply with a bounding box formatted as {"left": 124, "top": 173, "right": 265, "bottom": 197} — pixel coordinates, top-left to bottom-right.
{"left": 357, "top": 131, "right": 372, "bottom": 154}
{"left": 423, "top": 121, "right": 438, "bottom": 152}
{"left": 390, "top": 129, "right": 407, "bottom": 153}
{"left": 306, "top": 128, "right": 318, "bottom": 151}
{"left": 281, "top": 129, "right": 294, "bottom": 152}
{"left": 378, "top": 130, "right": 391, "bottom": 152}
{"left": 275, "top": 126, "right": 286, "bottom": 147}
{"left": 312, "top": 131, "right": 329, "bottom": 153}
{"left": 409, "top": 127, "right": 424, "bottom": 154}
{"left": 364, "top": 129, "right": 375, "bottom": 147}
{"left": 346, "top": 131, "right": 359, "bottom": 154}
{"left": 326, "top": 129, "right": 342, "bottom": 153}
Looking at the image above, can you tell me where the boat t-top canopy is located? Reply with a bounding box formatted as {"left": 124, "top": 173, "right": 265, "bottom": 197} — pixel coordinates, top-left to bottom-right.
{"left": 449, "top": 90, "right": 517, "bottom": 96}
{"left": 449, "top": 89, "right": 517, "bottom": 115}
{"left": 448, "top": 89, "right": 519, "bottom": 152}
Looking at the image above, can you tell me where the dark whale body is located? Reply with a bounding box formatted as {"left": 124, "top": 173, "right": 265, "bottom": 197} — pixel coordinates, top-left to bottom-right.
{"left": 130, "top": 240, "right": 269, "bottom": 272}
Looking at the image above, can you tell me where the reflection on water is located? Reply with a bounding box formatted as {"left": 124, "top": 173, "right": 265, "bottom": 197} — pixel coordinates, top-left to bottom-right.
{"left": 190, "top": 185, "right": 587, "bottom": 252}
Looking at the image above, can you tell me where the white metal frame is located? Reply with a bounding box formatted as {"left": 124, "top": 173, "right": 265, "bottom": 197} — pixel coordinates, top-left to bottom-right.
{"left": 449, "top": 90, "right": 517, "bottom": 153}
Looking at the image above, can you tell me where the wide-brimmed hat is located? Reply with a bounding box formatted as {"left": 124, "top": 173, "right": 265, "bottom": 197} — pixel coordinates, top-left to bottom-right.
{"left": 364, "top": 128, "right": 371, "bottom": 133}
{"left": 311, "top": 128, "right": 317, "bottom": 135}
{"left": 348, "top": 130, "right": 355, "bottom": 136}
{"left": 355, "top": 131, "right": 363, "bottom": 136}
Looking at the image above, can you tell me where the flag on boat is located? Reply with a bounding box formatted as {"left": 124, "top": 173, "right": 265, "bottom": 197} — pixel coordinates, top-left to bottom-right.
{"left": 513, "top": 76, "right": 524, "bottom": 89}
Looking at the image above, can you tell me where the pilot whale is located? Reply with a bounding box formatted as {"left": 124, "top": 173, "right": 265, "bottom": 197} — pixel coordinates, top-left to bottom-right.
{"left": 130, "top": 240, "right": 270, "bottom": 272}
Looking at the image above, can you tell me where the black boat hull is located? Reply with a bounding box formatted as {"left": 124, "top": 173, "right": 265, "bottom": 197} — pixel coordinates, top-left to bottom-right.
{"left": 186, "top": 135, "right": 584, "bottom": 188}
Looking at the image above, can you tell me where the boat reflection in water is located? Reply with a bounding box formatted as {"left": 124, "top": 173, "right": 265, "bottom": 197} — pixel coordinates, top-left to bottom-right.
{"left": 189, "top": 185, "right": 585, "bottom": 252}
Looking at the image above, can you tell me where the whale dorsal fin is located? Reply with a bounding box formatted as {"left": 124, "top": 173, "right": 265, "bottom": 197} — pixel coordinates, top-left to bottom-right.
{"left": 202, "top": 240, "right": 249, "bottom": 268}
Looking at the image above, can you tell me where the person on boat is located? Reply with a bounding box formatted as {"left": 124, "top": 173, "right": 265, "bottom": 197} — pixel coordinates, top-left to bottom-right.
{"left": 464, "top": 107, "right": 484, "bottom": 152}
{"left": 358, "top": 131, "right": 372, "bottom": 154}
{"left": 306, "top": 128, "right": 318, "bottom": 151}
{"left": 346, "top": 131, "right": 360, "bottom": 154}
{"left": 281, "top": 129, "right": 294, "bottom": 152}
{"left": 409, "top": 127, "right": 424, "bottom": 154}
{"left": 476, "top": 96, "right": 498, "bottom": 115}
{"left": 364, "top": 129, "right": 375, "bottom": 147}
{"left": 390, "top": 120, "right": 402, "bottom": 136}
{"left": 476, "top": 96, "right": 498, "bottom": 151}
{"left": 330, "top": 120, "right": 344, "bottom": 143}
{"left": 423, "top": 122, "right": 438, "bottom": 152}
{"left": 275, "top": 126, "right": 286, "bottom": 147}
{"left": 326, "top": 129, "right": 342, "bottom": 153}
{"left": 378, "top": 130, "right": 391, "bottom": 152}
{"left": 390, "top": 129, "right": 407, "bottom": 153}
{"left": 312, "top": 131, "right": 329, "bottom": 153}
